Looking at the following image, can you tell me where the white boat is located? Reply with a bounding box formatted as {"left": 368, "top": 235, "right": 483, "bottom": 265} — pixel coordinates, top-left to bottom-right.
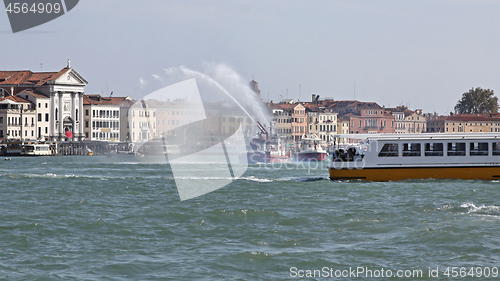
{"left": 329, "top": 133, "right": 500, "bottom": 181}
{"left": 21, "top": 143, "right": 53, "bottom": 156}
{"left": 293, "top": 134, "right": 327, "bottom": 161}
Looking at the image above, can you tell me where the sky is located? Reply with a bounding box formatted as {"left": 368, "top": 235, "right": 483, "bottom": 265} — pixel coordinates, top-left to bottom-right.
{"left": 1, "top": 0, "right": 500, "bottom": 115}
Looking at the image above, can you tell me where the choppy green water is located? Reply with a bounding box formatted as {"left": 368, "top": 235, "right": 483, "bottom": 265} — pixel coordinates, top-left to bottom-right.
{"left": 1, "top": 156, "right": 500, "bottom": 280}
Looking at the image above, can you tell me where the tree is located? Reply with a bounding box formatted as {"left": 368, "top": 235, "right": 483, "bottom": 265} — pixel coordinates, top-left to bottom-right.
{"left": 454, "top": 87, "right": 499, "bottom": 114}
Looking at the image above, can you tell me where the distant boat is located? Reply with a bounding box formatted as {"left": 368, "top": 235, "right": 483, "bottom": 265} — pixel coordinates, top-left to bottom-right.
{"left": 293, "top": 134, "right": 327, "bottom": 161}
{"left": 246, "top": 121, "right": 290, "bottom": 164}
{"left": 21, "top": 143, "right": 53, "bottom": 156}
{"left": 5, "top": 140, "right": 55, "bottom": 156}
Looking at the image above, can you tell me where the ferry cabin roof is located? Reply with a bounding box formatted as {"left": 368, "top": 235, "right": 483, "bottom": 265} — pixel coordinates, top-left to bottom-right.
{"left": 334, "top": 132, "right": 500, "bottom": 141}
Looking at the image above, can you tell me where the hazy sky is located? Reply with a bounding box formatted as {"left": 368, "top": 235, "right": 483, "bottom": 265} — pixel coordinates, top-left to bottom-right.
{"left": 1, "top": 0, "right": 500, "bottom": 114}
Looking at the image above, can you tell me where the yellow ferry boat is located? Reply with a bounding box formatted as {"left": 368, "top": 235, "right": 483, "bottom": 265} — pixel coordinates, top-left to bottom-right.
{"left": 329, "top": 133, "right": 500, "bottom": 181}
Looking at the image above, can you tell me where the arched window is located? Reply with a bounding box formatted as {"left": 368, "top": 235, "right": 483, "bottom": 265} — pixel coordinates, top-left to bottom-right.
{"left": 55, "top": 108, "right": 58, "bottom": 121}
{"left": 75, "top": 109, "right": 78, "bottom": 121}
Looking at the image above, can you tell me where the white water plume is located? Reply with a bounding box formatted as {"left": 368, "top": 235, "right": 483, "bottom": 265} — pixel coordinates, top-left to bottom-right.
{"left": 161, "top": 63, "right": 270, "bottom": 125}
{"left": 133, "top": 63, "right": 270, "bottom": 201}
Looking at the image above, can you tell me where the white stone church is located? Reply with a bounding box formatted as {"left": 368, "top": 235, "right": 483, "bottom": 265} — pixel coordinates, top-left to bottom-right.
{"left": 0, "top": 60, "right": 87, "bottom": 141}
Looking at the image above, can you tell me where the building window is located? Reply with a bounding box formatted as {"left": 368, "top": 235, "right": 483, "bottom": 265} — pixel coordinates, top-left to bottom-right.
{"left": 0, "top": 117, "right": 2, "bottom": 124}
{"left": 86, "top": 109, "right": 89, "bottom": 116}
{"left": 45, "top": 103, "right": 48, "bottom": 108}
{"left": 85, "top": 121, "right": 89, "bottom": 128}
{"left": 38, "top": 114, "right": 42, "bottom": 122}
{"left": 45, "top": 113, "right": 49, "bottom": 122}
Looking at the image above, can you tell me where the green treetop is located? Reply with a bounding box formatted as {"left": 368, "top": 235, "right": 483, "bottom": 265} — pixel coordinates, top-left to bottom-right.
{"left": 454, "top": 87, "right": 499, "bottom": 114}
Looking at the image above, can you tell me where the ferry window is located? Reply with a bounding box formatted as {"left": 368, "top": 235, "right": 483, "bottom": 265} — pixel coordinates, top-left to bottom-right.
{"left": 425, "top": 143, "right": 444, "bottom": 156}
{"left": 493, "top": 142, "right": 500, "bottom": 155}
{"left": 403, "top": 143, "right": 421, "bottom": 156}
{"left": 447, "top": 142, "right": 466, "bottom": 156}
{"left": 470, "top": 142, "right": 488, "bottom": 156}
{"left": 378, "top": 143, "right": 398, "bottom": 157}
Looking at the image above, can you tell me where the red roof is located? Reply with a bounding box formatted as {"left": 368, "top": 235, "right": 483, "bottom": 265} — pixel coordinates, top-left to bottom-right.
{"left": 0, "top": 95, "right": 31, "bottom": 103}
{"left": 83, "top": 95, "right": 130, "bottom": 106}
{"left": 17, "top": 89, "right": 49, "bottom": 99}
{"left": 446, "top": 113, "right": 500, "bottom": 122}
{"left": 0, "top": 68, "right": 69, "bottom": 87}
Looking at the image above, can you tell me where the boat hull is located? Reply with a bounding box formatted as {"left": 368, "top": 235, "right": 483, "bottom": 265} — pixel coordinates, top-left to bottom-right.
{"left": 246, "top": 152, "right": 290, "bottom": 164}
{"left": 294, "top": 152, "right": 327, "bottom": 162}
{"left": 329, "top": 166, "right": 500, "bottom": 181}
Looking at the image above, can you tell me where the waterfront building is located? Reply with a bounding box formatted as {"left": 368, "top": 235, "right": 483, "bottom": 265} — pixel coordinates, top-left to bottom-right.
{"left": 393, "top": 111, "right": 406, "bottom": 134}
{"left": 341, "top": 110, "right": 395, "bottom": 134}
{"left": 322, "top": 100, "right": 395, "bottom": 134}
{"left": 83, "top": 94, "right": 130, "bottom": 141}
{"left": 119, "top": 99, "right": 135, "bottom": 142}
{"left": 154, "top": 99, "right": 205, "bottom": 137}
{"left": 306, "top": 111, "right": 319, "bottom": 138}
{"left": 0, "top": 60, "right": 88, "bottom": 141}
{"left": 272, "top": 107, "right": 292, "bottom": 141}
{"left": 128, "top": 100, "right": 158, "bottom": 142}
{"left": 0, "top": 95, "right": 36, "bottom": 140}
{"left": 402, "top": 109, "right": 426, "bottom": 133}
{"left": 304, "top": 106, "right": 338, "bottom": 143}
{"left": 338, "top": 117, "right": 350, "bottom": 144}
{"left": 426, "top": 113, "right": 446, "bottom": 133}
{"left": 290, "top": 103, "right": 308, "bottom": 141}
{"left": 316, "top": 109, "right": 338, "bottom": 142}
{"left": 443, "top": 113, "right": 500, "bottom": 133}
{"left": 17, "top": 89, "right": 50, "bottom": 140}
{"left": 388, "top": 106, "right": 427, "bottom": 134}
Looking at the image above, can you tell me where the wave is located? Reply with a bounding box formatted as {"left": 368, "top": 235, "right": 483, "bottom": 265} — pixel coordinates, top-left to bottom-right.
{"left": 4, "top": 173, "right": 167, "bottom": 181}
{"left": 460, "top": 203, "right": 500, "bottom": 216}
{"left": 2, "top": 172, "right": 326, "bottom": 184}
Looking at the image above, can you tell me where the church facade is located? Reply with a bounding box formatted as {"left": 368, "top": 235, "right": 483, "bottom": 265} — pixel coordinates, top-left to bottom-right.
{"left": 0, "top": 61, "right": 87, "bottom": 141}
